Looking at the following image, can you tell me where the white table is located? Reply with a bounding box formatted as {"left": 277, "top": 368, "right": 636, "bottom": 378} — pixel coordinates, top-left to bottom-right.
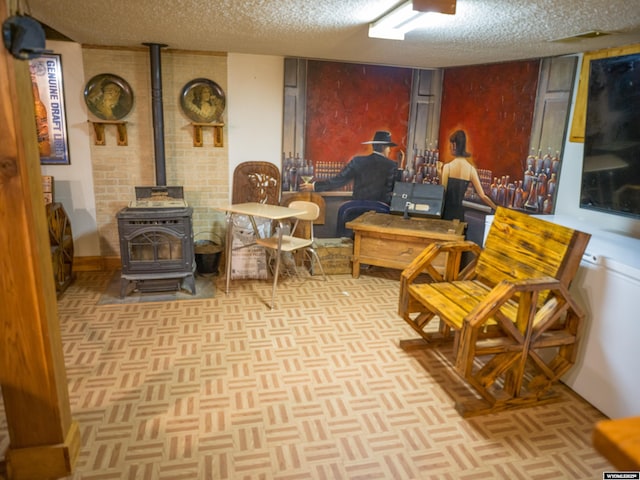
{"left": 217, "top": 202, "right": 303, "bottom": 309}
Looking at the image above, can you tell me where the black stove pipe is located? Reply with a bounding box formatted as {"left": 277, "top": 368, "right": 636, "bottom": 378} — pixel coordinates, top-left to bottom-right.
{"left": 144, "top": 42, "right": 168, "bottom": 186}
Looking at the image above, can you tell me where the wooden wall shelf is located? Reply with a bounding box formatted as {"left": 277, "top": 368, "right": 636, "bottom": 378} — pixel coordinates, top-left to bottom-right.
{"left": 191, "top": 122, "right": 224, "bottom": 147}
{"left": 89, "top": 120, "right": 128, "bottom": 146}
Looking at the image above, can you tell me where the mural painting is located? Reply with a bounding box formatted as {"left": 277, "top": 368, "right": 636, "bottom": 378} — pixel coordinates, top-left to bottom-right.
{"left": 283, "top": 56, "right": 574, "bottom": 220}
{"left": 283, "top": 61, "right": 412, "bottom": 193}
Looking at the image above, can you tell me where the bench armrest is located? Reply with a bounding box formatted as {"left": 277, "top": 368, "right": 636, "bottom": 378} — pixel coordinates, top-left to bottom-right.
{"left": 401, "top": 240, "right": 481, "bottom": 285}
{"left": 466, "top": 276, "right": 562, "bottom": 330}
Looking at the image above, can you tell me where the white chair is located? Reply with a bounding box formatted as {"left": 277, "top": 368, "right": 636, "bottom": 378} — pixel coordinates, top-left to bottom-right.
{"left": 255, "top": 201, "right": 327, "bottom": 304}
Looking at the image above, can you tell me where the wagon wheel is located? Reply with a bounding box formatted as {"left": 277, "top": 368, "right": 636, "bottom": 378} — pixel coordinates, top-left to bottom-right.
{"left": 46, "top": 203, "right": 74, "bottom": 294}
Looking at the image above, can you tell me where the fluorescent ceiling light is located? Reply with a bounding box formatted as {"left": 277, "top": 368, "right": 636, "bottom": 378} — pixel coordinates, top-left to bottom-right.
{"left": 368, "top": 0, "right": 453, "bottom": 40}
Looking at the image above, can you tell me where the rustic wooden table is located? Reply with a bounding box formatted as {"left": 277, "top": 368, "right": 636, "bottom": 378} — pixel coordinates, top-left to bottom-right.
{"left": 345, "top": 211, "right": 466, "bottom": 278}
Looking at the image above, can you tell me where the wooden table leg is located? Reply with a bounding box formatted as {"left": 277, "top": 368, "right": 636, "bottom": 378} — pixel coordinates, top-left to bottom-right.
{"left": 351, "top": 232, "right": 361, "bottom": 278}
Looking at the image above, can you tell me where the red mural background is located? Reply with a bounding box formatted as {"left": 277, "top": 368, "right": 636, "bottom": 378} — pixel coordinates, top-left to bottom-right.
{"left": 305, "top": 61, "right": 412, "bottom": 167}
{"left": 438, "top": 60, "right": 540, "bottom": 184}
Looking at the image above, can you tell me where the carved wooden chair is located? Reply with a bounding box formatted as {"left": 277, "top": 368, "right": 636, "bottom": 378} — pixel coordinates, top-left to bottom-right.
{"left": 398, "top": 207, "right": 591, "bottom": 416}
{"left": 232, "top": 161, "right": 281, "bottom": 205}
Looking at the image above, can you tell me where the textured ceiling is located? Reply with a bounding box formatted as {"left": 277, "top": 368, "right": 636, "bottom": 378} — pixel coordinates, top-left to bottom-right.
{"left": 24, "top": 0, "right": 640, "bottom": 68}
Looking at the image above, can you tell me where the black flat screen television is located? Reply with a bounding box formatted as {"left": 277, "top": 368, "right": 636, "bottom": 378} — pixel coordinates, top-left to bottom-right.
{"left": 580, "top": 52, "right": 640, "bottom": 219}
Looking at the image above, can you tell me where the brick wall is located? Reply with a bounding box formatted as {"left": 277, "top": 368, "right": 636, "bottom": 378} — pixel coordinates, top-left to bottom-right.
{"left": 83, "top": 47, "right": 229, "bottom": 256}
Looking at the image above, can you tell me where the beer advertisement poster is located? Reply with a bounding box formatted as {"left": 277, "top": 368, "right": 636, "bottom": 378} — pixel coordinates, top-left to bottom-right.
{"left": 29, "top": 54, "right": 70, "bottom": 165}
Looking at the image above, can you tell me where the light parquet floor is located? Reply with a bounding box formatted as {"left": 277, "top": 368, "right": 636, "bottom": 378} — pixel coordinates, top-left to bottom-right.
{"left": 0, "top": 269, "right": 613, "bottom": 479}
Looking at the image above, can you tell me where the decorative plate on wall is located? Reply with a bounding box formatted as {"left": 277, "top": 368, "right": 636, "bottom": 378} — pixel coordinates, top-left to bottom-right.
{"left": 84, "top": 73, "right": 134, "bottom": 121}
{"left": 180, "top": 78, "right": 225, "bottom": 123}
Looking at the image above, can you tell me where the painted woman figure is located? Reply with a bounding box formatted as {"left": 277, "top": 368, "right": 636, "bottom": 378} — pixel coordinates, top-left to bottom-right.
{"left": 441, "top": 130, "right": 497, "bottom": 221}
{"left": 188, "top": 85, "right": 223, "bottom": 123}
{"left": 88, "top": 80, "right": 128, "bottom": 120}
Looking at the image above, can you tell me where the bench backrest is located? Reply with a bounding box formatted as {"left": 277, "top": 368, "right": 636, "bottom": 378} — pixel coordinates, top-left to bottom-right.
{"left": 477, "top": 207, "right": 590, "bottom": 290}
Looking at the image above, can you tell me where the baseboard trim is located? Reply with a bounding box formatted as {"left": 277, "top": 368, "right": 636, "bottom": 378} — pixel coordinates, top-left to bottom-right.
{"left": 73, "top": 256, "right": 121, "bottom": 272}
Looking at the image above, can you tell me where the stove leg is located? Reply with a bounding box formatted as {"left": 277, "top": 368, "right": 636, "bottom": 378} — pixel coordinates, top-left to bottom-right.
{"left": 120, "top": 278, "right": 129, "bottom": 298}
{"left": 184, "top": 274, "right": 196, "bottom": 295}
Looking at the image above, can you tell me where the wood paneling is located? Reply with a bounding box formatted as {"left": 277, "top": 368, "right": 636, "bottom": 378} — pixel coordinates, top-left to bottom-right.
{"left": 0, "top": 0, "right": 79, "bottom": 476}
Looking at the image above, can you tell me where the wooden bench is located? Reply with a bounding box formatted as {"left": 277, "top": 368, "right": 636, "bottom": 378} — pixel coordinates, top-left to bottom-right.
{"left": 398, "top": 207, "right": 591, "bottom": 416}
{"left": 593, "top": 416, "right": 640, "bottom": 471}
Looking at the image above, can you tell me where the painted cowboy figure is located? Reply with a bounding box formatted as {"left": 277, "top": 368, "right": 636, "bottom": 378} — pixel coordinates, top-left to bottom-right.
{"left": 301, "top": 130, "right": 401, "bottom": 204}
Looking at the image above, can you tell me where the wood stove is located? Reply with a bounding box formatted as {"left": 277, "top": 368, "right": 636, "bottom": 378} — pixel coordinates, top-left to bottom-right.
{"left": 114, "top": 45, "right": 197, "bottom": 297}
{"left": 117, "top": 186, "right": 195, "bottom": 297}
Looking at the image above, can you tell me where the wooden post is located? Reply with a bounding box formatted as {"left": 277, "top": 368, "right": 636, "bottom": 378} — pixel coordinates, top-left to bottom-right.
{"left": 0, "top": 1, "right": 80, "bottom": 478}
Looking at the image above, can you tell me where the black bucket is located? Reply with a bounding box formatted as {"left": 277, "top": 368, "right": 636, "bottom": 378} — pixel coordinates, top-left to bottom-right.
{"left": 194, "top": 233, "right": 223, "bottom": 276}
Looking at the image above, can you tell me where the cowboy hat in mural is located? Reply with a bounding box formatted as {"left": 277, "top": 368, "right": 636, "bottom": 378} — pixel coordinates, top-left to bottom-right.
{"left": 362, "top": 130, "right": 398, "bottom": 146}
